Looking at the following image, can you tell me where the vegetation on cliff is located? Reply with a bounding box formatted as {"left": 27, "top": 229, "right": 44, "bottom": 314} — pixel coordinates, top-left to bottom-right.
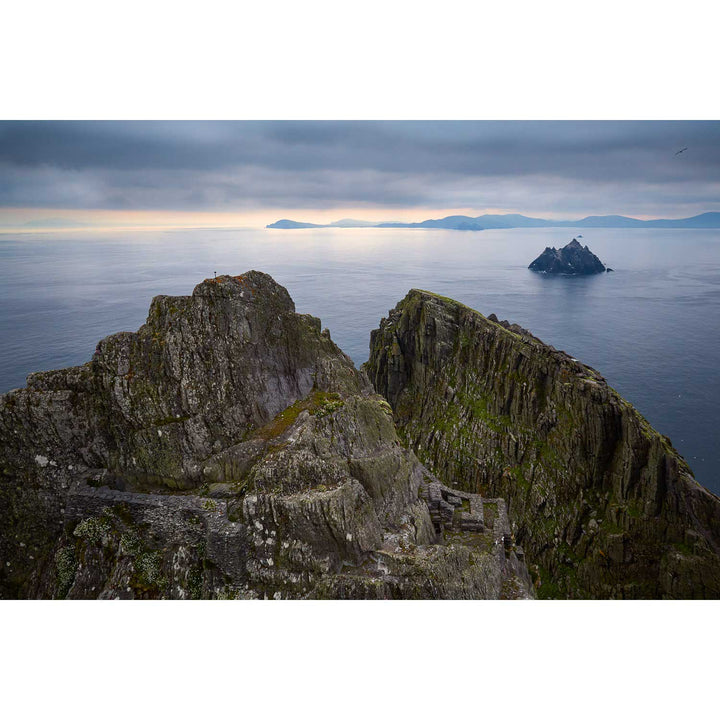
{"left": 365, "top": 289, "right": 720, "bottom": 598}
{"left": 0, "top": 273, "right": 530, "bottom": 599}
{"left": 4, "top": 271, "right": 717, "bottom": 599}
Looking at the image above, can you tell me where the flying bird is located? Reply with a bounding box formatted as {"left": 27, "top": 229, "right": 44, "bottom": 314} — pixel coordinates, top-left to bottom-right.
{"left": 675, "top": 147, "right": 688, "bottom": 156}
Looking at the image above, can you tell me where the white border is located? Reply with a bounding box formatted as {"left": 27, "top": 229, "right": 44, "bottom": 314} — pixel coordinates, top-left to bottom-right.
{"left": 2, "top": 1, "right": 719, "bottom": 120}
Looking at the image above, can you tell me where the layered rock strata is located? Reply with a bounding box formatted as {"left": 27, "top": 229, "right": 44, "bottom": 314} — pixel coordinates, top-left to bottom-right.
{"left": 0, "top": 273, "right": 531, "bottom": 599}
{"left": 365, "top": 289, "right": 720, "bottom": 598}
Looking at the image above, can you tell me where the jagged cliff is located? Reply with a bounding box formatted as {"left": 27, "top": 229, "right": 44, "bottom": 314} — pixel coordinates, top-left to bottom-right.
{"left": 0, "top": 273, "right": 531, "bottom": 599}
{"left": 529, "top": 238, "right": 606, "bottom": 274}
{"left": 365, "top": 289, "right": 720, "bottom": 598}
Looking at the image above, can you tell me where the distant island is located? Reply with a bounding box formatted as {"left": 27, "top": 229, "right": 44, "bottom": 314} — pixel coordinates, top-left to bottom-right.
{"left": 268, "top": 218, "right": 388, "bottom": 229}
{"left": 529, "top": 238, "right": 608, "bottom": 275}
{"left": 267, "top": 211, "right": 720, "bottom": 231}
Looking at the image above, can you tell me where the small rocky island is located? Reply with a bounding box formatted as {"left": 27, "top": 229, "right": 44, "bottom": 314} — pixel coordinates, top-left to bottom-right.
{"left": 2, "top": 272, "right": 719, "bottom": 599}
{"left": 529, "top": 238, "right": 608, "bottom": 274}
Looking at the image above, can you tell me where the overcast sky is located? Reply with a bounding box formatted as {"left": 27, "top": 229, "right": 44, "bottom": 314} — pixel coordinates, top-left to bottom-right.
{"left": 1, "top": 121, "right": 718, "bottom": 225}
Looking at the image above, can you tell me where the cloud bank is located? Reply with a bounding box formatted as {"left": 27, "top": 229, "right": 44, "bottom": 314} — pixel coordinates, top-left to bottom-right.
{"left": 1, "top": 121, "right": 718, "bottom": 218}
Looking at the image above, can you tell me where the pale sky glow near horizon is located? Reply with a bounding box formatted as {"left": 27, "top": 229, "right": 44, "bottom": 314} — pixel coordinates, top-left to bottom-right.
{"left": 1, "top": 120, "right": 719, "bottom": 231}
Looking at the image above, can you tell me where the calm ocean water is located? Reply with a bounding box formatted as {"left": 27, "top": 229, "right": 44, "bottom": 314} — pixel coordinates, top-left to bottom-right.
{"left": 1, "top": 227, "right": 718, "bottom": 492}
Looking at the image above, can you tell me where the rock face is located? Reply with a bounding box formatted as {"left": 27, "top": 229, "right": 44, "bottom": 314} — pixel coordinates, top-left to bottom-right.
{"left": 0, "top": 273, "right": 532, "bottom": 599}
{"left": 365, "top": 289, "right": 720, "bottom": 598}
{"left": 529, "top": 238, "right": 606, "bottom": 274}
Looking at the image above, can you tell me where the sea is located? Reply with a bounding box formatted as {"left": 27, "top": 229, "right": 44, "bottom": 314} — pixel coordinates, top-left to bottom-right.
{"left": 1, "top": 226, "right": 718, "bottom": 493}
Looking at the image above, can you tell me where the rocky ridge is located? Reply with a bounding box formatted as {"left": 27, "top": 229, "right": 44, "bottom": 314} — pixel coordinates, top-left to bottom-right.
{"left": 365, "top": 289, "right": 720, "bottom": 598}
{"left": 0, "top": 273, "right": 531, "bottom": 599}
{"left": 529, "top": 238, "right": 607, "bottom": 274}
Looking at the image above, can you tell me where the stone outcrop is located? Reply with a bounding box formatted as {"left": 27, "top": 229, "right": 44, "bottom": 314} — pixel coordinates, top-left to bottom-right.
{"left": 8, "top": 272, "right": 716, "bottom": 600}
{"left": 365, "top": 289, "right": 720, "bottom": 598}
{"left": 529, "top": 238, "right": 606, "bottom": 274}
{"left": 0, "top": 273, "right": 531, "bottom": 599}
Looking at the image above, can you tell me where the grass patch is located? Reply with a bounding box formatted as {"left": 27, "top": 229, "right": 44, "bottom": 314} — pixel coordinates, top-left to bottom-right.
{"left": 253, "top": 391, "right": 345, "bottom": 441}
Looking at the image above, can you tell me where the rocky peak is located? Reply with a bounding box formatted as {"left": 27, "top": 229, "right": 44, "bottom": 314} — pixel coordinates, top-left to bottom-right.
{"left": 8, "top": 271, "right": 715, "bottom": 600}
{"left": 365, "top": 288, "right": 720, "bottom": 598}
{"left": 529, "top": 237, "right": 606, "bottom": 275}
{"left": 0, "top": 272, "right": 532, "bottom": 599}
{"left": 191, "top": 272, "right": 295, "bottom": 311}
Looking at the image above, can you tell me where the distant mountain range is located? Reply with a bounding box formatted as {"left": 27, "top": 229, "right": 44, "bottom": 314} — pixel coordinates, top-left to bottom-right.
{"left": 267, "top": 212, "right": 720, "bottom": 231}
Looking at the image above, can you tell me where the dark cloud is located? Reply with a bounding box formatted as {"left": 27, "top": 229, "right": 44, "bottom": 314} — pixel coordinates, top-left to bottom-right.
{"left": 0, "top": 121, "right": 719, "bottom": 216}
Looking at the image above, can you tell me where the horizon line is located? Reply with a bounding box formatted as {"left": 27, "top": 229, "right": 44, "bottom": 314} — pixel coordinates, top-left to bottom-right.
{"left": 3, "top": 208, "right": 720, "bottom": 235}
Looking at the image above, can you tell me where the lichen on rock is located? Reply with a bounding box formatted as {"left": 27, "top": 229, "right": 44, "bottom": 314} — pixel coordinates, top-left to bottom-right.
{"left": 364, "top": 288, "right": 720, "bottom": 598}
{"left": 0, "top": 273, "right": 531, "bottom": 599}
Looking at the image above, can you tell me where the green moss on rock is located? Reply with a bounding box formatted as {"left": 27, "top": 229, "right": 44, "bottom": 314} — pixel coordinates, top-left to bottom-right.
{"left": 366, "top": 288, "right": 720, "bottom": 599}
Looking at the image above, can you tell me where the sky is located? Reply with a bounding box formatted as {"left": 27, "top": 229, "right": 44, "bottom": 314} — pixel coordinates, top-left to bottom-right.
{"left": 1, "top": 120, "right": 719, "bottom": 230}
